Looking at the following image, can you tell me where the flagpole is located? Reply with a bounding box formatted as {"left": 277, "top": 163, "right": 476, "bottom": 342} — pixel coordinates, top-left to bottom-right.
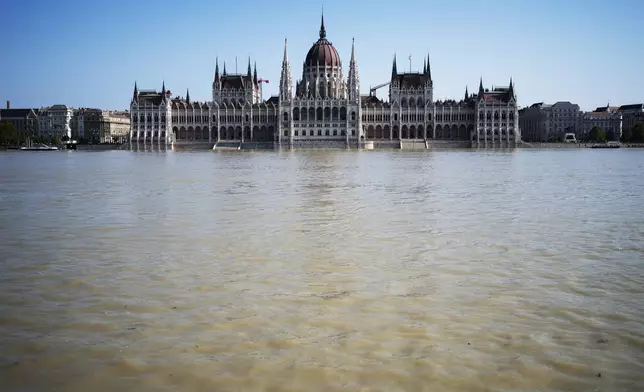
{"left": 235, "top": 57, "right": 238, "bottom": 74}
{"left": 409, "top": 54, "right": 412, "bottom": 73}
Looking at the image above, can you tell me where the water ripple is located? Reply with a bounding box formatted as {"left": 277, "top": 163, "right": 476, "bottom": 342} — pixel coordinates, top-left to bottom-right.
{"left": 0, "top": 149, "right": 643, "bottom": 391}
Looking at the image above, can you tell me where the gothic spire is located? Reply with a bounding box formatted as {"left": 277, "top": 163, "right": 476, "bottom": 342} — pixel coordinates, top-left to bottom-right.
{"left": 465, "top": 86, "right": 469, "bottom": 100}
{"left": 186, "top": 88, "right": 190, "bottom": 103}
{"left": 478, "top": 77, "right": 484, "bottom": 96}
{"left": 391, "top": 54, "right": 397, "bottom": 78}
{"left": 423, "top": 58, "right": 426, "bottom": 74}
{"left": 132, "top": 81, "right": 138, "bottom": 102}
{"left": 214, "top": 57, "right": 220, "bottom": 83}
{"left": 279, "top": 38, "right": 292, "bottom": 101}
{"left": 223, "top": 62, "right": 227, "bottom": 76}
{"left": 508, "top": 77, "right": 515, "bottom": 99}
{"left": 253, "top": 62, "right": 258, "bottom": 84}
{"left": 319, "top": 10, "right": 326, "bottom": 39}
{"left": 247, "top": 57, "right": 252, "bottom": 78}
{"left": 348, "top": 38, "right": 360, "bottom": 101}
{"left": 426, "top": 54, "right": 431, "bottom": 80}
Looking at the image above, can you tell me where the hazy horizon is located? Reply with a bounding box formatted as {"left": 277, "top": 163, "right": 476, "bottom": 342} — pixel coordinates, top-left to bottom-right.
{"left": 3, "top": 0, "right": 643, "bottom": 112}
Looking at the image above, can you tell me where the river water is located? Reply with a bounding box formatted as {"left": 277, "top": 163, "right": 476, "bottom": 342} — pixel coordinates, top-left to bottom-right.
{"left": 1, "top": 149, "right": 643, "bottom": 391}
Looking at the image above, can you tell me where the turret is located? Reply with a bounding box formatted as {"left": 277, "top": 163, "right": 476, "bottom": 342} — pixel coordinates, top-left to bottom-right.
{"left": 186, "top": 89, "right": 190, "bottom": 104}
{"left": 279, "top": 38, "right": 292, "bottom": 101}
{"left": 132, "top": 81, "right": 138, "bottom": 103}
{"left": 426, "top": 54, "right": 432, "bottom": 81}
{"left": 464, "top": 86, "right": 469, "bottom": 100}
{"left": 391, "top": 54, "right": 397, "bottom": 79}
{"left": 347, "top": 37, "right": 360, "bottom": 101}
{"left": 508, "top": 77, "right": 515, "bottom": 100}
{"left": 214, "top": 58, "right": 220, "bottom": 84}
{"left": 253, "top": 62, "right": 258, "bottom": 85}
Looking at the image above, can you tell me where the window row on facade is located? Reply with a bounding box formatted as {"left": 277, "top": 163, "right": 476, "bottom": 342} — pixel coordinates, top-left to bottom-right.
{"left": 287, "top": 107, "right": 355, "bottom": 122}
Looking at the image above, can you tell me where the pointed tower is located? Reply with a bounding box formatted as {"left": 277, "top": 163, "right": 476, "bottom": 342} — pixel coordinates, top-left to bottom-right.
{"left": 186, "top": 89, "right": 190, "bottom": 104}
{"left": 347, "top": 38, "right": 360, "bottom": 101}
{"left": 212, "top": 58, "right": 221, "bottom": 102}
{"left": 279, "top": 38, "right": 293, "bottom": 101}
{"left": 253, "top": 62, "right": 258, "bottom": 85}
{"left": 319, "top": 11, "right": 326, "bottom": 39}
{"left": 426, "top": 54, "right": 432, "bottom": 81}
{"left": 464, "top": 86, "right": 469, "bottom": 100}
{"left": 223, "top": 62, "right": 227, "bottom": 76}
{"left": 508, "top": 77, "right": 515, "bottom": 100}
{"left": 132, "top": 81, "right": 138, "bottom": 103}
{"left": 214, "top": 58, "right": 220, "bottom": 84}
{"left": 478, "top": 77, "right": 484, "bottom": 97}
{"left": 423, "top": 58, "right": 426, "bottom": 75}
{"left": 391, "top": 54, "right": 397, "bottom": 79}
{"left": 247, "top": 57, "right": 252, "bottom": 79}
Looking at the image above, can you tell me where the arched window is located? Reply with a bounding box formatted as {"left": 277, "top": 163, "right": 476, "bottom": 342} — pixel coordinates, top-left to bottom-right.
{"left": 283, "top": 112, "right": 288, "bottom": 121}
{"left": 351, "top": 111, "right": 356, "bottom": 121}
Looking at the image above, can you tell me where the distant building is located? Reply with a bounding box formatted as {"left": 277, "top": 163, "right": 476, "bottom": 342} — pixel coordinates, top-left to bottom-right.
{"left": 103, "top": 111, "right": 130, "bottom": 143}
{"left": 616, "top": 103, "right": 644, "bottom": 130}
{"left": 518, "top": 101, "right": 583, "bottom": 142}
{"left": 38, "top": 104, "right": 73, "bottom": 139}
{"left": 0, "top": 100, "right": 39, "bottom": 139}
{"left": 582, "top": 106, "right": 622, "bottom": 140}
{"left": 74, "top": 108, "right": 130, "bottom": 143}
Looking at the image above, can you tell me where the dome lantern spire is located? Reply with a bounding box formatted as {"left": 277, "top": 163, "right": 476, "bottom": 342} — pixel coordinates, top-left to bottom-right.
{"left": 319, "top": 9, "right": 326, "bottom": 39}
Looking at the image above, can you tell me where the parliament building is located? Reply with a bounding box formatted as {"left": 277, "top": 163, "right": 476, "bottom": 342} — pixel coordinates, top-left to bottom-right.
{"left": 129, "top": 15, "right": 520, "bottom": 149}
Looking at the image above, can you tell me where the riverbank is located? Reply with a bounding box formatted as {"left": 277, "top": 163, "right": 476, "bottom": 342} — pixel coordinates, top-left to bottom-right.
{"left": 520, "top": 142, "right": 644, "bottom": 149}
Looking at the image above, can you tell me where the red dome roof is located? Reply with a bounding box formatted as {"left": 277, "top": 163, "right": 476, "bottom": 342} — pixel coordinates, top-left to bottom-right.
{"left": 304, "top": 15, "right": 341, "bottom": 68}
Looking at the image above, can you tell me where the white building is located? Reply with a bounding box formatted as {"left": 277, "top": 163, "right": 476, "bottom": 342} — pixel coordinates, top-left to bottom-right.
{"left": 130, "top": 14, "right": 520, "bottom": 148}
{"left": 38, "top": 104, "right": 73, "bottom": 139}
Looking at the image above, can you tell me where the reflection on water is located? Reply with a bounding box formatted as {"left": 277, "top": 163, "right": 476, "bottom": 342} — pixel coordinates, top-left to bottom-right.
{"left": 1, "top": 149, "right": 643, "bottom": 391}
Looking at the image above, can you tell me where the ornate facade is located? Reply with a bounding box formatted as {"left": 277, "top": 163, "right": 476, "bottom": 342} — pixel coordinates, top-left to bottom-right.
{"left": 129, "top": 14, "right": 520, "bottom": 148}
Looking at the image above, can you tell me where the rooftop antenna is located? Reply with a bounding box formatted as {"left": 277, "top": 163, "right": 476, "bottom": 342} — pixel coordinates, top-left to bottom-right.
{"left": 408, "top": 54, "right": 412, "bottom": 73}
{"left": 235, "top": 56, "right": 238, "bottom": 74}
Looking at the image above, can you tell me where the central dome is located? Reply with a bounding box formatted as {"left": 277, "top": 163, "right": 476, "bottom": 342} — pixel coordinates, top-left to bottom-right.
{"left": 304, "top": 15, "right": 341, "bottom": 68}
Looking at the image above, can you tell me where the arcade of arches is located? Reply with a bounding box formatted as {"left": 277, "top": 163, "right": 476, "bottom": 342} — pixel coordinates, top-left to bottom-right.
{"left": 172, "top": 125, "right": 276, "bottom": 142}
{"left": 363, "top": 124, "right": 475, "bottom": 140}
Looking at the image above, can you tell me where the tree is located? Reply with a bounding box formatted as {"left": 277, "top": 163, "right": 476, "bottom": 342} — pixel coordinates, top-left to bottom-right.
{"left": 621, "top": 127, "right": 632, "bottom": 142}
{"left": 0, "top": 121, "right": 19, "bottom": 145}
{"left": 632, "top": 124, "right": 644, "bottom": 142}
{"left": 606, "top": 130, "right": 616, "bottom": 141}
{"left": 588, "top": 126, "right": 606, "bottom": 141}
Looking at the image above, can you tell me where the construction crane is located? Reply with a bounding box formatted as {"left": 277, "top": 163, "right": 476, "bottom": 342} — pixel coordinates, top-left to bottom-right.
{"left": 369, "top": 81, "right": 390, "bottom": 97}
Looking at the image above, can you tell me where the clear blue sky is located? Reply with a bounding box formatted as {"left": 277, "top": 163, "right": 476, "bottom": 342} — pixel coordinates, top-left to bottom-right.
{"left": 2, "top": 0, "right": 643, "bottom": 111}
